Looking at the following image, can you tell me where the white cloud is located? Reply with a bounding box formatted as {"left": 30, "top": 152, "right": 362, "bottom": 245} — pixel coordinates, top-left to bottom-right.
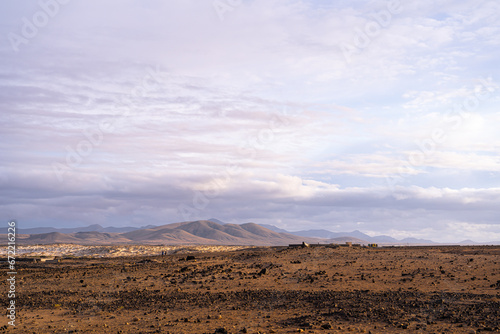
{"left": 1, "top": 0, "right": 500, "bottom": 242}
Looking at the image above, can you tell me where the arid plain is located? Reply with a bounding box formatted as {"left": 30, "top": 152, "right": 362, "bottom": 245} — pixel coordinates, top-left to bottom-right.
{"left": 1, "top": 245, "right": 499, "bottom": 333}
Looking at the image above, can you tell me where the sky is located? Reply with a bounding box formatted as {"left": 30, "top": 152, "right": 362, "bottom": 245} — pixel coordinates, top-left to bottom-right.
{"left": 1, "top": 0, "right": 499, "bottom": 242}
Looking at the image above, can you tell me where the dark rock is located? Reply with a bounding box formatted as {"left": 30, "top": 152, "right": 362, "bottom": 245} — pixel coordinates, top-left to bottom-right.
{"left": 321, "top": 323, "right": 333, "bottom": 329}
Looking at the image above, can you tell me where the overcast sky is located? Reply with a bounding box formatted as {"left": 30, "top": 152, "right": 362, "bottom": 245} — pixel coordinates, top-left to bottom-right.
{"left": 1, "top": 0, "right": 500, "bottom": 242}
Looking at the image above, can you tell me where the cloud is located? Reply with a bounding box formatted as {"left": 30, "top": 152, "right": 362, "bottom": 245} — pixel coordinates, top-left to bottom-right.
{"left": 1, "top": 0, "right": 499, "bottom": 242}
{"left": 2, "top": 165, "right": 499, "bottom": 241}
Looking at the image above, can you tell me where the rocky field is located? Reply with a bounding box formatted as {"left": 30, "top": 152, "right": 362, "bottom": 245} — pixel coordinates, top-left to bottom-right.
{"left": 1, "top": 245, "right": 499, "bottom": 333}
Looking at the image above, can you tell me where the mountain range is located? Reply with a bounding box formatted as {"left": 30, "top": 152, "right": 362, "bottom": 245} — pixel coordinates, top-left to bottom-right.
{"left": 11, "top": 219, "right": 500, "bottom": 245}
{"left": 14, "top": 220, "right": 323, "bottom": 246}
{"left": 258, "top": 224, "right": 436, "bottom": 244}
{"left": 16, "top": 224, "right": 155, "bottom": 234}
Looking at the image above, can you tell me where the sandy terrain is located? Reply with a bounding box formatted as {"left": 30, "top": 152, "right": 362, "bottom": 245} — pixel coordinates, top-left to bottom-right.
{"left": 0, "top": 244, "right": 253, "bottom": 258}
{"left": 1, "top": 245, "right": 499, "bottom": 333}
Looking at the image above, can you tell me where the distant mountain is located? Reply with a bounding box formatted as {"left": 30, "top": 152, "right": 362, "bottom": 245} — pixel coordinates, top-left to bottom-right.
{"left": 15, "top": 220, "right": 324, "bottom": 246}
{"left": 121, "top": 220, "right": 321, "bottom": 246}
{"left": 18, "top": 224, "right": 103, "bottom": 234}
{"left": 328, "top": 237, "right": 369, "bottom": 244}
{"left": 23, "top": 231, "right": 131, "bottom": 244}
{"left": 264, "top": 225, "right": 437, "bottom": 245}
{"left": 23, "top": 232, "right": 78, "bottom": 244}
{"left": 16, "top": 221, "right": 496, "bottom": 246}
{"left": 287, "top": 229, "right": 374, "bottom": 241}
{"left": 369, "top": 235, "right": 399, "bottom": 243}
{"left": 459, "top": 239, "right": 500, "bottom": 245}
{"left": 459, "top": 239, "right": 479, "bottom": 245}
{"left": 18, "top": 224, "right": 157, "bottom": 235}
{"left": 251, "top": 225, "right": 374, "bottom": 244}
{"left": 257, "top": 224, "right": 289, "bottom": 234}
{"left": 288, "top": 229, "right": 337, "bottom": 238}
{"left": 400, "top": 237, "right": 436, "bottom": 244}
{"left": 15, "top": 221, "right": 437, "bottom": 244}
{"left": 286, "top": 229, "right": 377, "bottom": 241}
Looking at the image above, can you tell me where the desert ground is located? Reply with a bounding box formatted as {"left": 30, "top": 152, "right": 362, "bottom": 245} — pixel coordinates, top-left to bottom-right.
{"left": 1, "top": 245, "right": 499, "bottom": 333}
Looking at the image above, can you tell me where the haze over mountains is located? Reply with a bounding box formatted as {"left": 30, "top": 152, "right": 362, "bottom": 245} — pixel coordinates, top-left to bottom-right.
{"left": 13, "top": 219, "right": 500, "bottom": 246}
{"left": 258, "top": 224, "right": 436, "bottom": 244}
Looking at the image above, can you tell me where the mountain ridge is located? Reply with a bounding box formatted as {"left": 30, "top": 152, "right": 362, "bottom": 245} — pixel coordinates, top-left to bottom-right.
{"left": 14, "top": 220, "right": 325, "bottom": 246}
{"left": 13, "top": 220, "right": 499, "bottom": 245}
{"left": 273, "top": 227, "right": 434, "bottom": 244}
{"left": 17, "top": 224, "right": 154, "bottom": 234}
